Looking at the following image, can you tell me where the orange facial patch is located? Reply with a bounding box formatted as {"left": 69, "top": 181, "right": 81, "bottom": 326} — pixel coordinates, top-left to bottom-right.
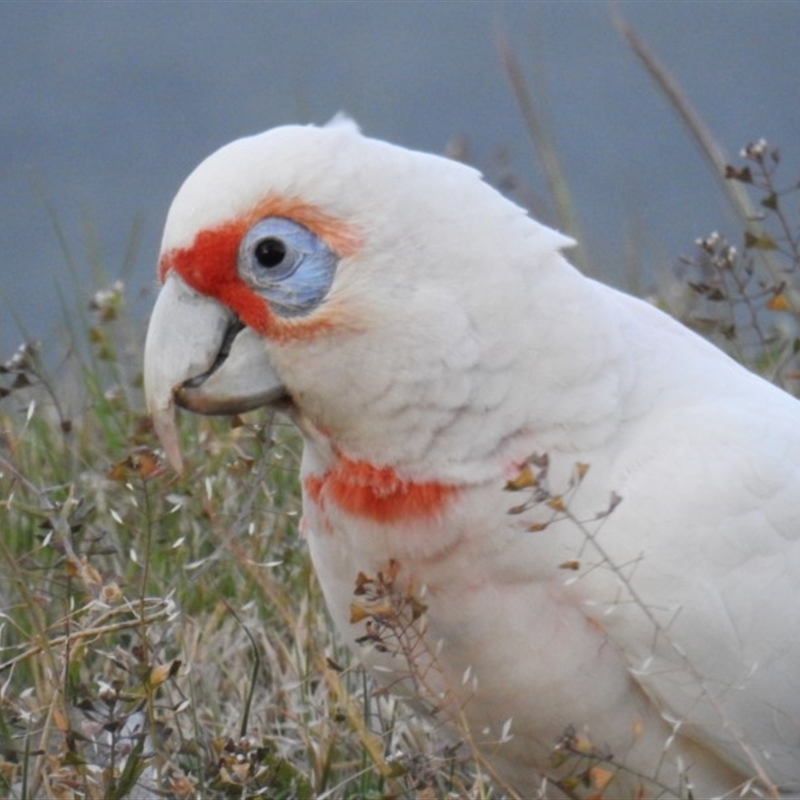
{"left": 304, "top": 456, "right": 457, "bottom": 524}
{"left": 158, "top": 195, "right": 362, "bottom": 343}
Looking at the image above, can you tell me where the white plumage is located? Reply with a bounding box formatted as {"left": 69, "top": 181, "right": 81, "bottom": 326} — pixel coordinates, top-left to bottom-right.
{"left": 144, "top": 120, "right": 800, "bottom": 798}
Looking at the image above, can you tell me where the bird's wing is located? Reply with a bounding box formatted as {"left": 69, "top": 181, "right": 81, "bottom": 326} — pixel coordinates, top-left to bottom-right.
{"left": 567, "top": 290, "right": 800, "bottom": 786}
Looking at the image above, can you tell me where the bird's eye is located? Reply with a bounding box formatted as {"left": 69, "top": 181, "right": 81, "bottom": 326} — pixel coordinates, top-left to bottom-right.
{"left": 250, "top": 235, "right": 298, "bottom": 278}
{"left": 243, "top": 224, "right": 302, "bottom": 282}
{"left": 238, "top": 217, "right": 339, "bottom": 317}
{"left": 254, "top": 237, "right": 288, "bottom": 270}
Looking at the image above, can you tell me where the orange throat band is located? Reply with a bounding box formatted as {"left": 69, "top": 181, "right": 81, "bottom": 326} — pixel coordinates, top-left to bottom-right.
{"left": 304, "top": 456, "right": 457, "bottom": 524}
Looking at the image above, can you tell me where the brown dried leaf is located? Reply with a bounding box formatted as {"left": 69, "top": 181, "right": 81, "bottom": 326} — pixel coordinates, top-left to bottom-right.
{"left": 349, "top": 602, "right": 371, "bottom": 624}
{"left": 589, "top": 765, "right": 614, "bottom": 790}
{"left": 65, "top": 556, "right": 81, "bottom": 577}
{"left": 504, "top": 463, "right": 537, "bottom": 491}
{"left": 131, "top": 450, "right": 160, "bottom": 479}
{"left": 351, "top": 600, "right": 395, "bottom": 623}
{"left": 107, "top": 450, "right": 161, "bottom": 481}
{"left": 82, "top": 559, "right": 102, "bottom": 586}
{"left": 168, "top": 773, "right": 195, "bottom": 799}
{"left": 53, "top": 706, "right": 69, "bottom": 732}
{"left": 767, "top": 292, "right": 791, "bottom": 311}
{"left": 761, "top": 191, "right": 779, "bottom": 211}
{"left": 724, "top": 164, "right": 753, "bottom": 183}
{"left": 353, "top": 571, "right": 371, "bottom": 595}
{"left": 326, "top": 656, "right": 344, "bottom": 672}
{"left": 744, "top": 231, "right": 777, "bottom": 251}
{"left": 100, "top": 582, "right": 122, "bottom": 603}
{"left": 408, "top": 596, "right": 428, "bottom": 621}
{"left": 571, "top": 732, "right": 595, "bottom": 755}
{"left": 106, "top": 461, "right": 129, "bottom": 481}
{"left": 149, "top": 661, "right": 178, "bottom": 688}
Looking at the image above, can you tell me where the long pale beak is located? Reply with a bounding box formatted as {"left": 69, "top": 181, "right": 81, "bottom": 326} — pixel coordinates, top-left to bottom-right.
{"left": 143, "top": 273, "right": 286, "bottom": 472}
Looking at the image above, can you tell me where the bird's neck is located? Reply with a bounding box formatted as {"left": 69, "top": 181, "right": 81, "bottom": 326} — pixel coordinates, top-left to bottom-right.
{"left": 291, "top": 261, "right": 636, "bottom": 502}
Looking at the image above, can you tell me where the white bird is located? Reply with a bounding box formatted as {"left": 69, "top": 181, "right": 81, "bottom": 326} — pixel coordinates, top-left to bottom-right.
{"left": 144, "top": 119, "right": 800, "bottom": 799}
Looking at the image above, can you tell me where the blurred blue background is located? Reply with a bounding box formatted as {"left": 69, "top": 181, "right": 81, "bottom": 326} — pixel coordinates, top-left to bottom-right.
{"left": 2, "top": 1, "right": 798, "bottom": 355}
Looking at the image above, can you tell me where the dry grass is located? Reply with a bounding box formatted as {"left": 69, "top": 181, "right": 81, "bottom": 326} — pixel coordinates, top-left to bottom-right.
{"left": 0, "top": 289, "right": 504, "bottom": 798}
{"left": 2, "top": 15, "right": 799, "bottom": 799}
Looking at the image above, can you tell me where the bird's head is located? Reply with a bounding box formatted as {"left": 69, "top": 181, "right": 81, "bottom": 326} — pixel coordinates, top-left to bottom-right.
{"left": 144, "top": 120, "right": 574, "bottom": 478}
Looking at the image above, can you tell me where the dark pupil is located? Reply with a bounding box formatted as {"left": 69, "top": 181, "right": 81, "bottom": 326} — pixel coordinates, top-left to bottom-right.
{"left": 254, "top": 237, "right": 286, "bottom": 269}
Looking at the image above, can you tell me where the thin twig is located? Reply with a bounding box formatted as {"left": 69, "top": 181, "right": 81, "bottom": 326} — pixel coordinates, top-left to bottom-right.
{"left": 498, "top": 33, "right": 590, "bottom": 276}
{"left": 613, "top": 11, "right": 786, "bottom": 297}
{"left": 0, "top": 600, "right": 173, "bottom": 674}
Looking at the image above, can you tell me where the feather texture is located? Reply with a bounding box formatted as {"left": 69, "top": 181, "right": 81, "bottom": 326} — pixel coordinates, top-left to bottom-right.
{"left": 145, "top": 122, "right": 800, "bottom": 798}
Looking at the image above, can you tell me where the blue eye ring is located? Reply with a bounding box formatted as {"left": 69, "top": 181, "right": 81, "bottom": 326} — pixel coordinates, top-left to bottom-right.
{"left": 238, "top": 217, "right": 339, "bottom": 317}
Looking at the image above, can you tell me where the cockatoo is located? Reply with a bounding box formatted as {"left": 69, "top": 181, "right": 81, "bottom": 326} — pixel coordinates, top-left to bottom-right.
{"left": 144, "top": 119, "right": 800, "bottom": 799}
